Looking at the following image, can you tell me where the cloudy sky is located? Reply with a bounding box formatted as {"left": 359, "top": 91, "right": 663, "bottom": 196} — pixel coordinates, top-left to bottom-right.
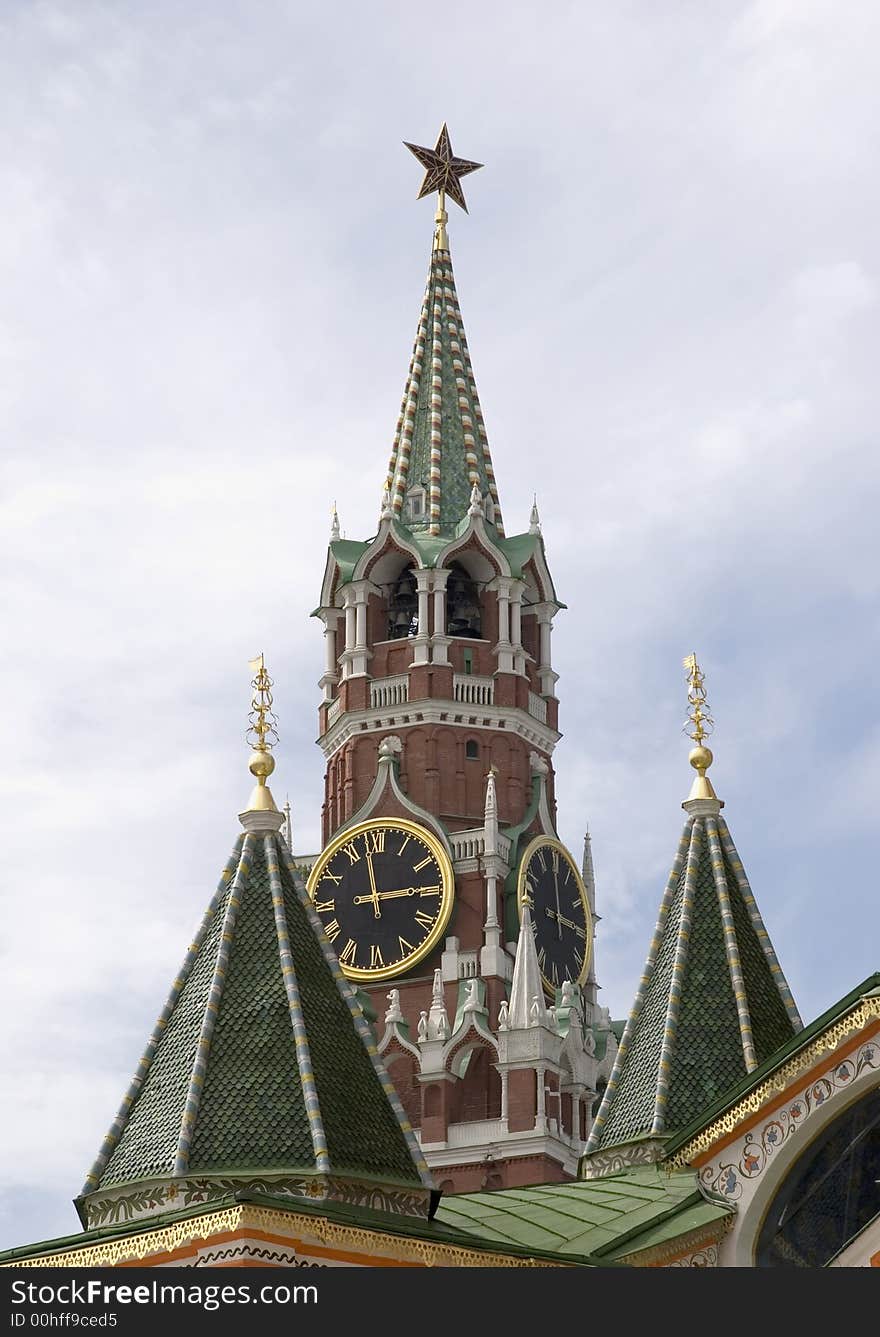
{"left": 2, "top": 0, "right": 878, "bottom": 1250}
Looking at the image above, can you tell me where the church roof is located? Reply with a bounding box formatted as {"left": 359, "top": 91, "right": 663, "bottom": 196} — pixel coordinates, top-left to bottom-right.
{"left": 436, "top": 1165, "right": 732, "bottom": 1263}
{"left": 586, "top": 804, "right": 802, "bottom": 1156}
{"left": 385, "top": 230, "right": 505, "bottom": 537}
{"left": 81, "top": 829, "right": 430, "bottom": 1202}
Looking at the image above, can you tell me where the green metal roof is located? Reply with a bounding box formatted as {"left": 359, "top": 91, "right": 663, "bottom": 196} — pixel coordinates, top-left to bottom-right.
{"left": 587, "top": 810, "right": 801, "bottom": 1155}
{"left": 81, "top": 831, "right": 429, "bottom": 1202}
{"left": 436, "top": 1166, "right": 732, "bottom": 1262}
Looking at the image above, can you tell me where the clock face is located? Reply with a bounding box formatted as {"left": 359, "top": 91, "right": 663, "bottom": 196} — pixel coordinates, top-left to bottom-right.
{"left": 306, "top": 818, "right": 454, "bottom": 983}
{"left": 517, "top": 836, "right": 593, "bottom": 997}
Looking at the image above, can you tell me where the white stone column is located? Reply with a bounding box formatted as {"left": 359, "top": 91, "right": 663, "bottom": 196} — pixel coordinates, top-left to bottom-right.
{"left": 355, "top": 599, "right": 367, "bottom": 650}
{"left": 431, "top": 568, "right": 450, "bottom": 665}
{"left": 340, "top": 590, "right": 357, "bottom": 680}
{"left": 410, "top": 568, "right": 432, "bottom": 666}
{"left": 535, "top": 1064, "right": 547, "bottom": 1131}
{"left": 318, "top": 611, "right": 341, "bottom": 702}
{"left": 500, "top": 1070, "right": 509, "bottom": 1124}
{"left": 536, "top": 604, "right": 559, "bottom": 697}
{"left": 510, "top": 583, "right": 525, "bottom": 675}
{"left": 492, "top": 577, "right": 515, "bottom": 674}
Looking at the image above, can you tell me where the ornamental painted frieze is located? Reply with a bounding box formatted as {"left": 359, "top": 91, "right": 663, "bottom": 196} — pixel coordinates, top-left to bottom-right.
{"left": 699, "top": 1038, "right": 878, "bottom": 1201}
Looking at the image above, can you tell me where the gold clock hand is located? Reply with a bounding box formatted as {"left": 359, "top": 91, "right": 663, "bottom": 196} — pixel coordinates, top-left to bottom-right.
{"left": 545, "top": 907, "right": 586, "bottom": 938}
{"left": 553, "top": 864, "right": 562, "bottom": 939}
{"left": 366, "top": 853, "right": 381, "bottom": 919}
{"left": 353, "top": 885, "right": 440, "bottom": 904}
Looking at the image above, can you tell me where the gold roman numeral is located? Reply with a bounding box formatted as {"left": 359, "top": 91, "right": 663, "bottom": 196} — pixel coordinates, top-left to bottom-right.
{"left": 574, "top": 946, "right": 584, "bottom": 969}
{"left": 552, "top": 849, "right": 559, "bottom": 873}
{"left": 370, "top": 944, "right": 384, "bottom": 969}
{"left": 398, "top": 935, "right": 415, "bottom": 957}
{"left": 320, "top": 868, "right": 343, "bottom": 886}
{"left": 364, "top": 830, "right": 385, "bottom": 855}
{"left": 413, "top": 855, "right": 433, "bottom": 873}
{"left": 419, "top": 885, "right": 440, "bottom": 897}
{"left": 536, "top": 850, "right": 547, "bottom": 872}
{"left": 551, "top": 962, "right": 559, "bottom": 985}
{"left": 314, "top": 898, "right": 335, "bottom": 914}
{"left": 397, "top": 835, "right": 411, "bottom": 857}
{"left": 414, "top": 909, "right": 434, "bottom": 931}
{"left": 341, "top": 841, "right": 361, "bottom": 865}
{"left": 537, "top": 946, "right": 547, "bottom": 971}
{"left": 339, "top": 939, "right": 357, "bottom": 966}
{"left": 324, "top": 919, "right": 341, "bottom": 943}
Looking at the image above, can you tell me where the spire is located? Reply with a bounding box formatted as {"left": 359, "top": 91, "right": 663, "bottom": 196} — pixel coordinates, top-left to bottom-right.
{"left": 682, "top": 652, "right": 718, "bottom": 802}
{"left": 585, "top": 656, "right": 802, "bottom": 1160}
{"left": 507, "top": 893, "right": 547, "bottom": 1030}
{"left": 79, "top": 678, "right": 434, "bottom": 1230}
{"left": 529, "top": 496, "right": 541, "bottom": 535}
{"left": 243, "top": 654, "right": 279, "bottom": 816}
{"left": 385, "top": 126, "right": 503, "bottom": 538}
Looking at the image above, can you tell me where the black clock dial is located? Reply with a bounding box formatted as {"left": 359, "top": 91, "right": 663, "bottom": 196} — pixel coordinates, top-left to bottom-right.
{"left": 306, "top": 819, "right": 454, "bottom": 982}
{"left": 517, "top": 837, "right": 592, "bottom": 996}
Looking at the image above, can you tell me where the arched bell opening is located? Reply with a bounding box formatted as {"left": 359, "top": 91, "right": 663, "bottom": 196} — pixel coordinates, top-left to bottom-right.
{"left": 387, "top": 566, "right": 419, "bottom": 640}
{"left": 446, "top": 562, "right": 482, "bottom": 638}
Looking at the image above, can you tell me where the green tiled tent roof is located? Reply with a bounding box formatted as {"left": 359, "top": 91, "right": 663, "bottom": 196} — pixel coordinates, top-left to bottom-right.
{"left": 586, "top": 809, "right": 802, "bottom": 1155}
{"left": 385, "top": 237, "right": 504, "bottom": 536}
{"left": 82, "top": 831, "right": 430, "bottom": 1199}
{"left": 436, "top": 1166, "right": 732, "bottom": 1262}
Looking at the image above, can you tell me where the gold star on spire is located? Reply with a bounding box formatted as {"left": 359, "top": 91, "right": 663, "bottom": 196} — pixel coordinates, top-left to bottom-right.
{"left": 404, "top": 123, "right": 483, "bottom": 214}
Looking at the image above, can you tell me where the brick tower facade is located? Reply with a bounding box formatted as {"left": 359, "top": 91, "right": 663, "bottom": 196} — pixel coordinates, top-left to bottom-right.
{"left": 309, "top": 129, "right": 617, "bottom": 1192}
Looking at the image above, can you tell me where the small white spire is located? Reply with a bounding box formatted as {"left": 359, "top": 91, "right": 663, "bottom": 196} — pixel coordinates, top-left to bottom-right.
{"left": 282, "top": 796, "right": 293, "bottom": 853}
{"left": 381, "top": 486, "right": 394, "bottom": 521}
{"left": 507, "top": 899, "right": 546, "bottom": 1030}
{"left": 529, "top": 495, "right": 541, "bottom": 535}
{"left": 483, "top": 767, "right": 498, "bottom": 857}
{"left": 330, "top": 503, "right": 340, "bottom": 541}
{"left": 427, "top": 967, "right": 449, "bottom": 1040}
{"left": 468, "top": 481, "right": 484, "bottom": 517}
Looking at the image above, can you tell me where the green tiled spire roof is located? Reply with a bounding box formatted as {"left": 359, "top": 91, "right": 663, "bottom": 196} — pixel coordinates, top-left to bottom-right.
{"left": 81, "top": 831, "right": 431, "bottom": 1206}
{"left": 586, "top": 807, "right": 802, "bottom": 1156}
{"left": 385, "top": 232, "right": 504, "bottom": 536}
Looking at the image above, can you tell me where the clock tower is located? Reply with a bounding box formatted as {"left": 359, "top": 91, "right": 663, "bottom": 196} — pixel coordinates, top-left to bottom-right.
{"left": 310, "top": 127, "right": 618, "bottom": 1192}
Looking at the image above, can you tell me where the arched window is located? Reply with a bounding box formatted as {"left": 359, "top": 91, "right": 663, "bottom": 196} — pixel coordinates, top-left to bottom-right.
{"left": 446, "top": 562, "right": 482, "bottom": 638}
{"left": 465, "top": 739, "right": 480, "bottom": 761}
{"left": 756, "top": 1085, "right": 880, "bottom": 1266}
{"left": 387, "top": 567, "right": 418, "bottom": 639}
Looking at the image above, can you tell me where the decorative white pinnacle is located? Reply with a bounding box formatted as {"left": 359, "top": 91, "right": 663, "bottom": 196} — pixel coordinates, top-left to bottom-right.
{"left": 330, "top": 503, "right": 340, "bottom": 541}
{"left": 426, "top": 967, "right": 450, "bottom": 1040}
{"left": 468, "top": 482, "right": 484, "bottom": 517}
{"left": 529, "top": 496, "right": 541, "bottom": 535}
{"left": 381, "top": 486, "right": 394, "bottom": 521}
{"left": 507, "top": 900, "right": 546, "bottom": 1030}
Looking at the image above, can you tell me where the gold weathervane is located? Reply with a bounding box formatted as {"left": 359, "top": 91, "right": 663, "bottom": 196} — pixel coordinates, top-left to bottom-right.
{"left": 682, "top": 653, "right": 719, "bottom": 803}
{"left": 245, "top": 653, "right": 279, "bottom": 812}
{"left": 405, "top": 123, "right": 482, "bottom": 250}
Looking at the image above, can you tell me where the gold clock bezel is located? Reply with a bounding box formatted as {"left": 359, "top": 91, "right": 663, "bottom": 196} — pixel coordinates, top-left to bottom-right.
{"left": 516, "top": 835, "right": 594, "bottom": 989}
{"left": 306, "top": 817, "right": 455, "bottom": 983}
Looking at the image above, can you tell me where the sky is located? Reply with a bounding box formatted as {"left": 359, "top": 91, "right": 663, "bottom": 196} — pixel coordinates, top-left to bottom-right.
{"left": 1, "top": 0, "right": 879, "bottom": 1251}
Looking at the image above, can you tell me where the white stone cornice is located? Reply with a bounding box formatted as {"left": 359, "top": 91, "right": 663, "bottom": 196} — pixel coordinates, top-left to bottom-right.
{"left": 318, "top": 697, "right": 561, "bottom": 758}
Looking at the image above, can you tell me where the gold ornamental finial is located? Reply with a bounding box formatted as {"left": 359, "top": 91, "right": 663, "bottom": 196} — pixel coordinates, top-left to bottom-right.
{"left": 682, "top": 653, "right": 719, "bottom": 803}
{"left": 245, "top": 653, "right": 279, "bottom": 812}
{"left": 404, "top": 123, "right": 483, "bottom": 252}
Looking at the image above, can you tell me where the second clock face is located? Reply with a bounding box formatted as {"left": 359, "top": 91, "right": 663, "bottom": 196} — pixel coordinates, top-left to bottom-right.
{"left": 306, "top": 818, "right": 454, "bottom": 983}
{"left": 517, "top": 836, "right": 593, "bottom": 996}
